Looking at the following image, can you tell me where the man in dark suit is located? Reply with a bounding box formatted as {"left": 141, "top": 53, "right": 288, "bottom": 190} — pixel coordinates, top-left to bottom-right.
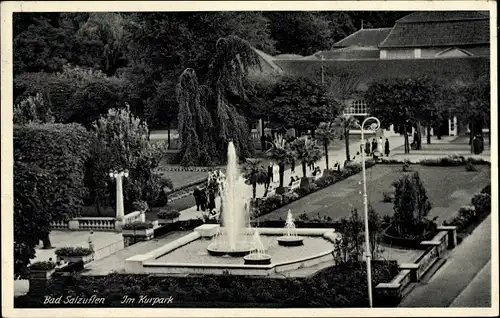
{"left": 193, "top": 187, "right": 202, "bottom": 211}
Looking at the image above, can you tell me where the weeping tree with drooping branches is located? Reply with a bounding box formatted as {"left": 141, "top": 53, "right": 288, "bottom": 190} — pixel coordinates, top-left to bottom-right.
{"left": 176, "top": 35, "right": 260, "bottom": 166}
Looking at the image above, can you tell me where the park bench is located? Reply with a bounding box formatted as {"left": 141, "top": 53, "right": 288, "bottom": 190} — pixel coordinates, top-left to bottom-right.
{"left": 288, "top": 180, "right": 301, "bottom": 192}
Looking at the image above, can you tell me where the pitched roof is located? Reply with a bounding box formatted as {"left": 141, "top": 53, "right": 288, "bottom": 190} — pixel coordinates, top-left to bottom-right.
{"left": 380, "top": 11, "right": 490, "bottom": 48}
{"left": 396, "top": 11, "right": 489, "bottom": 23}
{"left": 253, "top": 48, "right": 283, "bottom": 73}
{"left": 315, "top": 47, "right": 380, "bottom": 60}
{"left": 332, "top": 28, "right": 392, "bottom": 48}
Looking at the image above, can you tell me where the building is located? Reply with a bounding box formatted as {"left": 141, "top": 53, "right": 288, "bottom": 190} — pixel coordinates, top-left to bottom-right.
{"left": 272, "top": 11, "right": 490, "bottom": 137}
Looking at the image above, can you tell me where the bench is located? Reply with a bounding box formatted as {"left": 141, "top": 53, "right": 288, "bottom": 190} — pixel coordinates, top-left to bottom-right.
{"left": 288, "top": 180, "right": 301, "bottom": 192}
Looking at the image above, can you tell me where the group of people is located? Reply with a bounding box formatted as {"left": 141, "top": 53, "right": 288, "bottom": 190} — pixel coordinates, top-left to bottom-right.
{"left": 193, "top": 187, "right": 216, "bottom": 212}
{"left": 361, "top": 137, "right": 391, "bottom": 159}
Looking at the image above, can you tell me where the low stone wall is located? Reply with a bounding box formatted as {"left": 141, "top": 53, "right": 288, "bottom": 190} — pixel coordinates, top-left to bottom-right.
{"left": 375, "top": 225, "right": 457, "bottom": 300}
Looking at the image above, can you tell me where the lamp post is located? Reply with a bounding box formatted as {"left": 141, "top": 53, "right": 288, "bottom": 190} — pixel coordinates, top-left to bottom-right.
{"left": 360, "top": 116, "right": 381, "bottom": 308}
{"left": 109, "top": 169, "right": 129, "bottom": 222}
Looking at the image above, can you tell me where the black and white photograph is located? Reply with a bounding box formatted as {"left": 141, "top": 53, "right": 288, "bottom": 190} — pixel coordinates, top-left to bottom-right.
{"left": 1, "top": 1, "right": 497, "bottom": 317}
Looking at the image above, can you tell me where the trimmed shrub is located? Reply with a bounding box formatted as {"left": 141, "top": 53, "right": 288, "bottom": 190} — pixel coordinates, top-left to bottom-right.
{"left": 55, "top": 247, "right": 93, "bottom": 257}
{"left": 30, "top": 261, "right": 56, "bottom": 271}
{"left": 122, "top": 221, "right": 154, "bottom": 230}
{"left": 156, "top": 208, "right": 180, "bottom": 220}
{"left": 132, "top": 200, "right": 149, "bottom": 212}
{"left": 471, "top": 193, "right": 491, "bottom": 214}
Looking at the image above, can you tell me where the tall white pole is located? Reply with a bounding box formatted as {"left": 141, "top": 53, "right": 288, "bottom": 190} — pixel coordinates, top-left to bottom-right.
{"left": 116, "top": 174, "right": 125, "bottom": 221}
{"left": 360, "top": 116, "right": 380, "bottom": 308}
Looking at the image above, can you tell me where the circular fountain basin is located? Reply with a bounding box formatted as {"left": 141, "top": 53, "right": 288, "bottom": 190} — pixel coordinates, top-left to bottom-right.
{"left": 243, "top": 253, "right": 272, "bottom": 265}
{"left": 277, "top": 236, "right": 304, "bottom": 246}
{"left": 207, "top": 242, "right": 256, "bottom": 257}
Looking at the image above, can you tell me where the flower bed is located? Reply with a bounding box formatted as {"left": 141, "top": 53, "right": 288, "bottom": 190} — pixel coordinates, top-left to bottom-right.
{"left": 55, "top": 247, "right": 94, "bottom": 264}
{"left": 122, "top": 221, "right": 154, "bottom": 231}
{"left": 157, "top": 208, "right": 181, "bottom": 224}
{"left": 254, "top": 160, "right": 376, "bottom": 218}
{"left": 30, "top": 261, "right": 56, "bottom": 271}
{"left": 381, "top": 224, "right": 435, "bottom": 249}
{"left": 446, "top": 184, "right": 491, "bottom": 237}
{"left": 378, "top": 155, "right": 490, "bottom": 166}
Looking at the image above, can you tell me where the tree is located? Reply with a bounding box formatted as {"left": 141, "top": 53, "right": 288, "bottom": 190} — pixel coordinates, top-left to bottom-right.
{"left": 87, "top": 107, "right": 172, "bottom": 213}
{"left": 242, "top": 159, "right": 268, "bottom": 200}
{"left": 452, "top": 75, "right": 490, "bottom": 149}
{"left": 14, "top": 123, "right": 90, "bottom": 275}
{"left": 176, "top": 69, "right": 214, "bottom": 166}
{"left": 267, "top": 76, "right": 334, "bottom": 135}
{"left": 391, "top": 172, "right": 434, "bottom": 239}
{"left": 290, "top": 138, "right": 322, "bottom": 178}
{"left": 176, "top": 35, "right": 261, "bottom": 165}
{"left": 365, "top": 78, "right": 438, "bottom": 154}
{"left": 334, "top": 115, "right": 359, "bottom": 162}
{"left": 266, "top": 135, "right": 296, "bottom": 190}
{"left": 265, "top": 12, "right": 334, "bottom": 56}
{"left": 315, "top": 122, "right": 339, "bottom": 170}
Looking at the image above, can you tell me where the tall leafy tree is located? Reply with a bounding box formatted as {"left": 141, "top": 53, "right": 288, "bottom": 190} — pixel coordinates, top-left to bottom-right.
{"left": 365, "top": 78, "right": 438, "bottom": 154}
{"left": 176, "top": 35, "right": 260, "bottom": 165}
{"left": 267, "top": 76, "right": 335, "bottom": 135}
{"left": 265, "top": 12, "right": 333, "bottom": 55}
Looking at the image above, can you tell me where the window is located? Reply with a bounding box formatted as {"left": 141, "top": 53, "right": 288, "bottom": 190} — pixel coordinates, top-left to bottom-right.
{"left": 345, "top": 100, "right": 368, "bottom": 115}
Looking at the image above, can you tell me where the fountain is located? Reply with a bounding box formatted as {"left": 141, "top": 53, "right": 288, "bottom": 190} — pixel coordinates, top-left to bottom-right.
{"left": 277, "top": 210, "right": 304, "bottom": 246}
{"left": 206, "top": 141, "right": 256, "bottom": 257}
{"left": 243, "top": 230, "right": 272, "bottom": 265}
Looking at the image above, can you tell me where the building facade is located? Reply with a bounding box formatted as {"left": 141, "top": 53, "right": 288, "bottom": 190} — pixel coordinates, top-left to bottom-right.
{"left": 273, "top": 11, "right": 490, "bottom": 137}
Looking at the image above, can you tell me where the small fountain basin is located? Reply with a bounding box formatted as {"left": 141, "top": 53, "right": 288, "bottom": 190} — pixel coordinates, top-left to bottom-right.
{"left": 277, "top": 236, "right": 304, "bottom": 246}
{"left": 243, "top": 254, "right": 272, "bottom": 265}
{"left": 207, "top": 242, "right": 256, "bottom": 257}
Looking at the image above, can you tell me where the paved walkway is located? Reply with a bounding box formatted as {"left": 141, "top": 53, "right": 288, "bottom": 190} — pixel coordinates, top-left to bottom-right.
{"left": 399, "top": 215, "right": 491, "bottom": 307}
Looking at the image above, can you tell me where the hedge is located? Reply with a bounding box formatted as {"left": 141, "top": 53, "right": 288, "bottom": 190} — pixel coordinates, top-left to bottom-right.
{"left": 378, "top": 155, "right": 490, "bottom": 166}
{"left": 14, "top": 123, "right": 91, "bottom": 220}
{"left": 446, "top": 185, "right": 491, "bottom": 234}
{"left": 55, "top": 247, "right": 93, "bottom": 257}
{"left": 29, "top": 261, "right": 56, "bottom": 271}
{"left": 16, "top": 261, "right": 400, "bottom": 308}
{"left": 156, "top": 209, "right": 180, "bottom": 220}
{"left": 122, "top": 221, "right": 154, "bottom": 230}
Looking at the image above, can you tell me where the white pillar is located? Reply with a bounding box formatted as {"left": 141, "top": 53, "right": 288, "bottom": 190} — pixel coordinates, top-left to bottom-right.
{"left": 449, "top": 116, "right": 457, "bottom": 136}
{"left": 430, "top": 127, "right": 434, "bottom": 136}
{"left": 258, "top": 119, "right": 263, "bottom": 136}
{"left": 116, "top": 176, "right": 125, "bottom": 221}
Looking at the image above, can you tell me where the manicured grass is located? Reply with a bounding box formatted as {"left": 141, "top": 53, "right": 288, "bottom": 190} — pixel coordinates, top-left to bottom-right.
{"left": 257, "top": 164, "right": 490, "bottom": 224}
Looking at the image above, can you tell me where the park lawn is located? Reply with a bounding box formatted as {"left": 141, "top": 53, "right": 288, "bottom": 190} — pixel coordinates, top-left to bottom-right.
{"left": 257, "top": 164, "right": 491, "bottom": 224}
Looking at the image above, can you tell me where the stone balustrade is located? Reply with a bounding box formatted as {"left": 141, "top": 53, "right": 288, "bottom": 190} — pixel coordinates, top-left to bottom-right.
{"left": 375, "top": 225, "right": 457, "bottom": 301}
{"left": 50, "top": 211, "right": 144, "bottom": 232}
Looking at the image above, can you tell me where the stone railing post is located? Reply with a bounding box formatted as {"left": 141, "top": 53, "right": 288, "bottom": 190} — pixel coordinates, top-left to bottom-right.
{"left": 437, "top": 225, "right": 458, "bottom": 249}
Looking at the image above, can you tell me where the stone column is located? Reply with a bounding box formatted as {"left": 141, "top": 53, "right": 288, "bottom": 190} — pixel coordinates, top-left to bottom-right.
{"left": 258, "top": 119, "right": 263, "bottom": 137}
{"left": 116, "top": 176, "right": 124, "bottom": 221}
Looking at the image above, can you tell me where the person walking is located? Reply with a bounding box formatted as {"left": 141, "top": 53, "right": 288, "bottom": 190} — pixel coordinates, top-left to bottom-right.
{"left": 371, "top": 138, "right": 378, "bottom": 156}
{"left": 193, "top": 187, "right": 202, "bottom": 211}
{"left": 267, "top": 163, "right": 274, "bottom": 183}
{"left": 384, "top": 138, "right": 390, "bottom": 157}
{"left": 378, "top": 137, "right": 384, "bottom": 154}
{"left": 199, "top": 189, "right": 207, "bottom": 212}
{"left": 364, "top": 139, "right": 371, "bottom": 156}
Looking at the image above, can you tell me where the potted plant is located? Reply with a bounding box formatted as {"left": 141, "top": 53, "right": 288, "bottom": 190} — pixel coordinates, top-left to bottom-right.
{"left": 156, "top": 207, "right": 181, "bottom": 224}
{"left": 54, "top": 246, "right": 94, "bottom": 264}
{"left": 122, "top": 221, "right": 155, "bottom": 236}
{"left": 29, "top": 261, "right": 56, "bottom": 278}
{"left": 290, "top": 138, "right": 322, "bottom": 189}
{"left": 266, "top": 136, "right": 296, "bottom": 195}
